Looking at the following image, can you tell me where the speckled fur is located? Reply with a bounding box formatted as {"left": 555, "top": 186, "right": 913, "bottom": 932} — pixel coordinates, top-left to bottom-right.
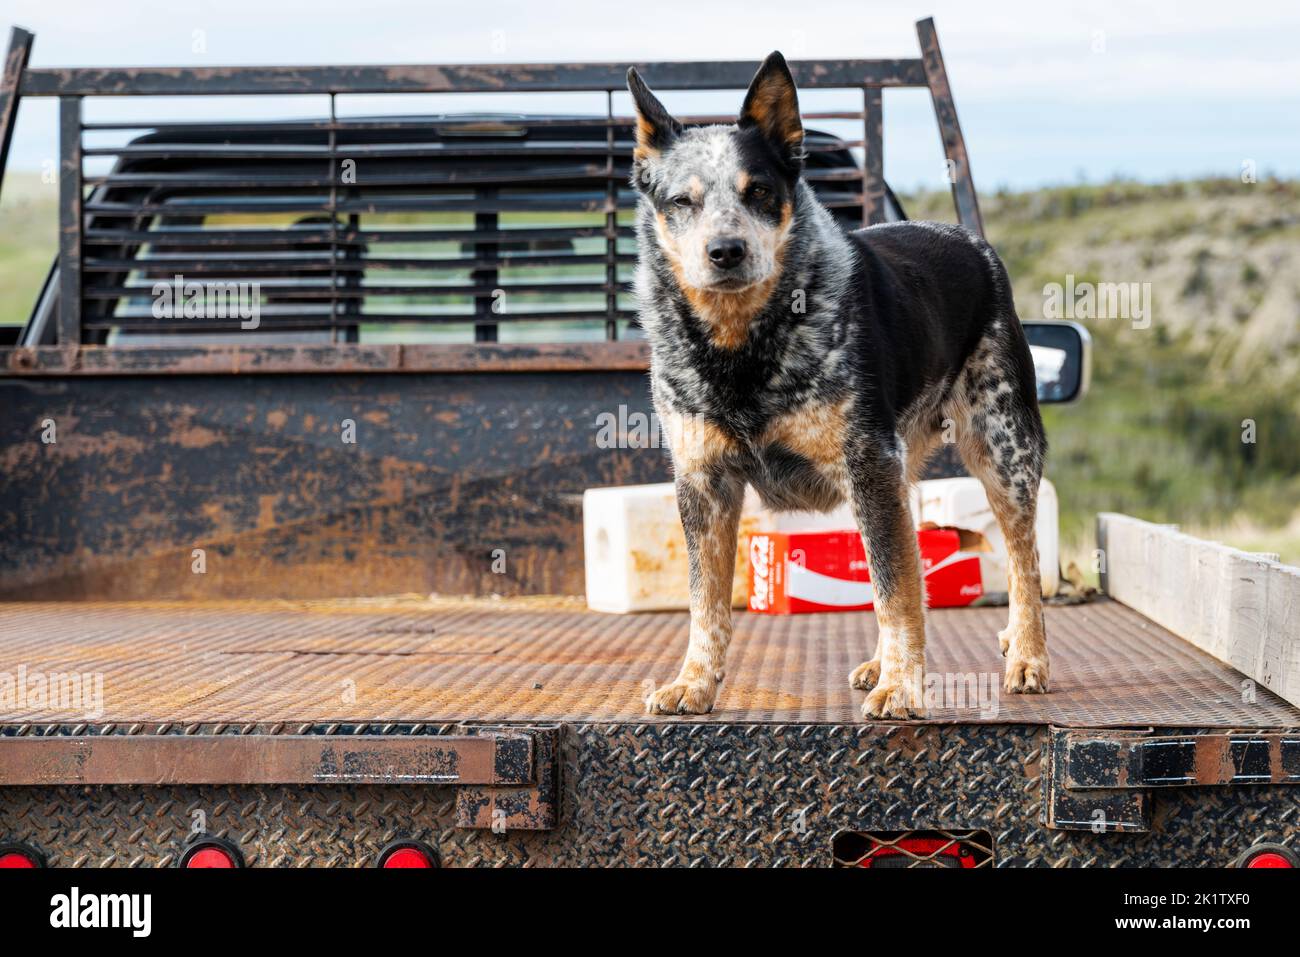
{"left": 630, "top": 54, "right": 1049, "bottom": 719}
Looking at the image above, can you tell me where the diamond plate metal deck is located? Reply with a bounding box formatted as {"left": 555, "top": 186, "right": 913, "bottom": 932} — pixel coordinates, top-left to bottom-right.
{"left": 0, "top": 597, "right": 1295, "bottom": 728}
{"left": 4, "top": 724, "right": 1297, "bottom": 867}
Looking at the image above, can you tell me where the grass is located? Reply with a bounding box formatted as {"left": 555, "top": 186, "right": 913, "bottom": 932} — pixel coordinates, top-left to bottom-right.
{"left": 0, "top": 173, "right": 58, "bottom": 328}
{"left": 911, "top": 177, "right": 1300, "bottom": 569}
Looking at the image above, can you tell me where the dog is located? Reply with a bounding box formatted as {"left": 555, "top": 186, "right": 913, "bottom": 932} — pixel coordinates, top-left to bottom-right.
{"left": 627, "top": 52, "right": 1050, "bottom": 720}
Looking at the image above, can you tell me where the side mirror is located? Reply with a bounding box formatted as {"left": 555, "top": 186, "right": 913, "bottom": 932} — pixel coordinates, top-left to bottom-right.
{"left": 1022, "top": 320, "right": 1091, "bottom": 404}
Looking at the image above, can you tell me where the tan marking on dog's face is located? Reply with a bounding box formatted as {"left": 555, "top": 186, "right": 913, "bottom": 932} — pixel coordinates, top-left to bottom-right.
{"left": 678, "top": 267, "right": 782, "bottom": 350}
{"left": 656, "top": 194, "right": 794, "bottom": 350}
{"left": 650, "top": 126, "right": 794, "bottom": 295}
{"left": 654, "top": 210, "right": 678, "bottom": 258}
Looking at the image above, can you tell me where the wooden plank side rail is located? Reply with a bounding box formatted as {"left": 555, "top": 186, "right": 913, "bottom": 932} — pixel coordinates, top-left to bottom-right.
{"left": 1098, "top": 512, "right": 1300, "bottom": 708}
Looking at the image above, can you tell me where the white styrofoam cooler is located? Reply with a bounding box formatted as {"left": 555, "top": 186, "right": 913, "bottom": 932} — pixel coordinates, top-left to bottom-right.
{"left": 583, "top": 476, "right": 1059, "bottom": 612}
{"left": 583, "top": 483, "right": 687, "bottom": 613}
{"left": 584, "top": 483, "right": 756, "bottom": 613}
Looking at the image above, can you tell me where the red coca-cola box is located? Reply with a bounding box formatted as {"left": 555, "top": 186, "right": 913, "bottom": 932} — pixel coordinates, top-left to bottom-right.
{"left": 747, "top": 528, "right": 983, "bottom": 614}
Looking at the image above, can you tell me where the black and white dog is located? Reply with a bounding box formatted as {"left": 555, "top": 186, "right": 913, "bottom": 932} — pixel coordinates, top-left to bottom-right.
{"left": 628, "top": 53, "right": 1049, "bottom": 719}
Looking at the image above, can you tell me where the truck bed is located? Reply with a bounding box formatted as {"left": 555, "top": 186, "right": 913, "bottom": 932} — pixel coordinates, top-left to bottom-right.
{"left": 2, "top": 597, "right": 1295, "bottom": 728}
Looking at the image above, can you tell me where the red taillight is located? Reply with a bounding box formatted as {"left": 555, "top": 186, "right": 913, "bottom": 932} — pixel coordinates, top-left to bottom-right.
{"left": 186, "top": 847, "right": 237, "bottom": 868}
{"left": 378, "top": 841, "right": 437, "bottom": 868}
{"left": 857, "top": 837, "right": 975, "bottom": 869}
{"left": 179, "top": 837, "right": 244, "bottom": 869}
{"left": 834, "top": 830, "right": 993, "bottom": 868}
{"left": 383, "top": 848, "right": 432, "bottom": 868}
{"left": 1236, "top": 844, "right": 1299, "bottom": 869}
{"left": 0, "top": 843, "right": 43, "bottom": 868}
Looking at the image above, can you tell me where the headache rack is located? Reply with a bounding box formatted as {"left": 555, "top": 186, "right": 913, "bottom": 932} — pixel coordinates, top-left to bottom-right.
{"left": 0, "top": 17, "right": 982, "bottom": 375}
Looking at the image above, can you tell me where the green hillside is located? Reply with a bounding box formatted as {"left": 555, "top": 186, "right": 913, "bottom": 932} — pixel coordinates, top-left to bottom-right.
{"left": 906, "top": 178, "right": 1300, "bottom": 567}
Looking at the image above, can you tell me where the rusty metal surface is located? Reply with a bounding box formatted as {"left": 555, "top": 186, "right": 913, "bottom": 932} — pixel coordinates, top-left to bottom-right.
{"left": 58, "top": 96, "right": 82, "bottom": 346}
{"left": 0, "top": 27, "right": 34, "bottom": 204}
{"left": 860, "top": 86, "right": 884, "bottom": 226}
{"left": 1063, "top": 731, "right": 1300, "bottom": 788}
{"left": 915, "top": 17, "right": 984, "bottom": 237}
{"left": 0, "top": 370, "right": 668, "bottom": 600}
{"left": 1043, "top": 726, "right": 1150, "bottom": 832}
{"left": 2, "top": 342, "right": 651, "bottom": 376}
{"left": 0, "top": 734, "right": 525, "bottom": 786}
{"left": 0, "top": 598, "right": 1295, "bottom": 728}
{"left": 455, "top": 725, "right": 560, "bottom": 831}
{"left": 19, "top": 59, "right": 929, "bottom": 98}
{"left": 2, "top": 723, "right": 1296, "bottom": 867}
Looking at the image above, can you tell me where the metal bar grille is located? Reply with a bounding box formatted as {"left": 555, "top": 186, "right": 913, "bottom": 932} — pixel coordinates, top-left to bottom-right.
{"left": 57, "top": 115, "right": 872, "bottom": 340}
{"left": 73, "top": 114, "right": 647, "bottom": 340}
{"left": 861, "top": 86, "right": 884, "bottom": 226}
{"left": 57, "top": 96, "right": 81, "bottom": 346}
{"left": 4, "top": 18, "right": 986, "bottom": 369}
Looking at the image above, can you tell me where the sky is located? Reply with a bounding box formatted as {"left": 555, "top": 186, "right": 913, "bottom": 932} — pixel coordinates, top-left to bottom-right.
{"left": 3, "top": 0, "right": 1299, "bottom": 191}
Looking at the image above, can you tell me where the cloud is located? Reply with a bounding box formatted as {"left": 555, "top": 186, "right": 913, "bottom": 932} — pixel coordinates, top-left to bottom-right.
{"left": 3, "top": 0, "right": 1298, "bottom": 186}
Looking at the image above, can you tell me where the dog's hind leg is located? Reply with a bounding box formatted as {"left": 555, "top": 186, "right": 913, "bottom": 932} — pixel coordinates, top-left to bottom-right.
{"left": 847, "top": 442, "right": 926, "bottom": 719}
{"left": 953, "top": 327, "right": 1050, "bottom": 693}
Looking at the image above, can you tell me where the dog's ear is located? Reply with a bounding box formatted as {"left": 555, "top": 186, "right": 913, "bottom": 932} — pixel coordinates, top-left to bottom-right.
{"left": 627, "top": 67, "right": 681, "bottom": 179}
{"left": 627, "top": 67, "right": 680, "bottom": 160}
{"left": 738, "top": 51, "right": 804, "bottom": 171}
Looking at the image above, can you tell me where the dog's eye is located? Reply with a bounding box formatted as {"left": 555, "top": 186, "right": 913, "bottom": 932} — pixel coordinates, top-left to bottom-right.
{"left": 749, "top": 185, "right": 772, "bottom": 201}
{"left": 671, "top": 194, "right": 695, "bottom": 209}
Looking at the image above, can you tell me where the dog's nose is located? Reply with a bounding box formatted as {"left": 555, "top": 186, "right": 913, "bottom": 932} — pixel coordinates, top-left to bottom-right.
{"left": 706, "top": 237, "right": 748, "bottom": 269}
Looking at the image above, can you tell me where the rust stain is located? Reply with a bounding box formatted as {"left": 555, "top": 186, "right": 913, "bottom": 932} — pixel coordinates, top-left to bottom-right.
{"left": 256, "top": 495, "right": 277, "bottom": 531}
{"left": 1193, "top": 736, "right": 1235, "bottom": 784}
{"left": 0, "top": 599, "right": 1292, "bottom": 727}
{"left": 174, "top": 424, "right": 221, "bottom": 449}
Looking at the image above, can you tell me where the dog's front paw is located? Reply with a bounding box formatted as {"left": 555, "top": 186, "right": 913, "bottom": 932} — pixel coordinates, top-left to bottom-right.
{"left": 645, "top": 677, "right": 718, "bottom": 715}
{"left": 862, "top": 681, "right": 924, "bottom": 720}
{"left": 1004, "top": 653, "right": 1049, "bottom": 693}
{"left": 849, "top": 658, "right": 881, "bottom": 690}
